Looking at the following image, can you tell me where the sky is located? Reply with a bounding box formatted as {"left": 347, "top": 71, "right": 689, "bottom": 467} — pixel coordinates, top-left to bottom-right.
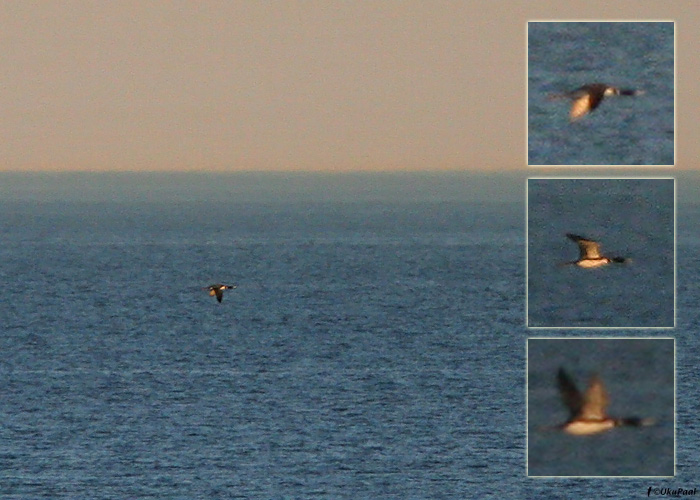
{"left": 1, "top": 1, "right": 695, "bottom": 172}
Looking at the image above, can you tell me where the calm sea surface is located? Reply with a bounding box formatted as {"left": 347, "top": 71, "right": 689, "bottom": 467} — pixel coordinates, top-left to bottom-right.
{"left": 1, "top": 172, "right": 699, "bottom": 499}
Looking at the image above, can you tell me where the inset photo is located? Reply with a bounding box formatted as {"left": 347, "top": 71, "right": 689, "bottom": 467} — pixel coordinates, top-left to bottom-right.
{"left": 527, "top": 21, "right": 674, "bottom": 166}
{"left": 526, "top": 178, "right": 675, "bottom": 328}
{"left": 527, "top": 337, "right": 675, "bottom": 478}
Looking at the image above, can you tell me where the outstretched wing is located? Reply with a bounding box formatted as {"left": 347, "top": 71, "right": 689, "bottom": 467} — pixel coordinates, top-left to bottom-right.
{"left": 557, "top": 368, "right": 583, "bottom": 419}
{"left": 566, "top": 233, "right": 603, "bottom": 259}
{"left": 570, "top": 94, "right": 593, "bottom": 121}
{"left": 579, "top": 374, "right": 609, "bottom": 421}
{"left": 568, "top": 84, "right": 610, "bottom": 121}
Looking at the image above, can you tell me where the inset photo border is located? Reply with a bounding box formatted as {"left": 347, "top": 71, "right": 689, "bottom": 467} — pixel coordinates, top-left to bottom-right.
{"left": 526, "top": 20, "right": 675, "bottom": 167}
{"left": 526, "top": 177, "right": 675, "bottom": 329}
{"left": 526, "top": 337, "right": 675, "bottom": 478}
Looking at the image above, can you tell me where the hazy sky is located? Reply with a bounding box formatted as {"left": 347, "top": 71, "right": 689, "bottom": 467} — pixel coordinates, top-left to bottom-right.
{"left": 1, "top": 1, "right": 694, "bottom": 172}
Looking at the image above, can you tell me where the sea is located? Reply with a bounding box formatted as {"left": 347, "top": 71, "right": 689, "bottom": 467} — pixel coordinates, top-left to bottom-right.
{"left": 1, "top": 171, "right": 699, "bottom": 499}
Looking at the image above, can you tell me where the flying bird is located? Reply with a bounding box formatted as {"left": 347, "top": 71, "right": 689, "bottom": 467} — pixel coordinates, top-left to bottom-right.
{"left": 564, "top": 233, "right": 627, "bottom": 268}
{"left": 556, "top": 367, "right": 655, "bottom": 435}
{"left": 548, "top": 83, "right": 644, "bottom": 121}
{"left": 204, "top": 284, "right": 237, "bottom": 303}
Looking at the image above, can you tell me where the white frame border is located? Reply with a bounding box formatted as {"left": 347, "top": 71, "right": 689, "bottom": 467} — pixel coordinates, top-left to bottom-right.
{"left": 525, "top": 336, "right": 677, "bottom": 479}
{"left": 525, "top": 176, "right": 677, "bottom": 329}
{"left": 525, "top": 20, "right": 677, "bottom": 168}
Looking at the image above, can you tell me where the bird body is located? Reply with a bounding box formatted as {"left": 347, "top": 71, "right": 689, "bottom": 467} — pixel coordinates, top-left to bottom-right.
{"left": 204, "top": 283, "right": 236, "bottom": 303}
{"left": 562, "top": 418, "right": 616, "bottom": 436}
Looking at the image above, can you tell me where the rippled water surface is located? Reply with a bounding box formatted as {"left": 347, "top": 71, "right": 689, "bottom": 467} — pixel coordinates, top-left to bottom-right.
{"left": 1, "top": 173, "right": 698, "bottom": 499}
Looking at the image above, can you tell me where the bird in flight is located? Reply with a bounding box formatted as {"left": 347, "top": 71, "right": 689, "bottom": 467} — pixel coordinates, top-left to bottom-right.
{"left": 564, "top": 233, "right": 627, "bottom": 268}
{"left": 548, "top": 83, "right": 644, "bottom": 121}
{"left": 555, "top": 367, "right": 655, "bottom": 435}
{"left": 204, "top": 284, "right": 237, "bottom": 303}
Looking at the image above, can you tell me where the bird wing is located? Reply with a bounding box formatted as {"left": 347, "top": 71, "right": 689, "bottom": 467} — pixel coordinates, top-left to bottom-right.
{"left": 587, "top": 91, "right": 605, "bottom": 111}
{"left": 557, "top": 368, "right": 583, "bottom": 419}
{"left": 566, "top": 234, "right": 602, "bottom": 259}
{"left": 570, "top": 94, "right": 592, "bottom": 121}
{"left": 579, "top": 374, "right": 609, "bottom": 421}
{"left": 577, "top": 239, "right": 602, "bottom": 259}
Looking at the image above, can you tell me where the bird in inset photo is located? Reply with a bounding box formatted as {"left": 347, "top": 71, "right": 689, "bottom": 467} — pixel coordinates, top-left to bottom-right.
{"left": 563, "top": 233, "right": 627, "bottom": 268}
{"left": 548, "top": 83, "right": 644, "bottom": 121}
{"left": 556, "top": 367, "right": 655, "bottom": 435}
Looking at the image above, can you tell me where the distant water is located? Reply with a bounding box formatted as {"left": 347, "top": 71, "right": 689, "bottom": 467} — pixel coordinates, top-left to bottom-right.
{"left": 1, "top": 172, "right": 698, "bottom": 498}
{"left": 528, "top": 22, "right": 674, "bottom": 165}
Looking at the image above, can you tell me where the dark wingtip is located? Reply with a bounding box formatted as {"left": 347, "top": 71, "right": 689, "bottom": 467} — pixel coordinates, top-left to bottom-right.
{"left": 566, "top": 233, "right": 583, "bottom": 241}
{"left": 612, "top": 257, "right": 627, "bottom": 263}
{"left": 556, "top": 368, "right": 582, "bottom": 417}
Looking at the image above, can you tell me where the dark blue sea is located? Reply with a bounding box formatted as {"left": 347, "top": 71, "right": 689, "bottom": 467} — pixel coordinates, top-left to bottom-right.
{"left": 1, "top": 172, "right": 699, "bottom": 499}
